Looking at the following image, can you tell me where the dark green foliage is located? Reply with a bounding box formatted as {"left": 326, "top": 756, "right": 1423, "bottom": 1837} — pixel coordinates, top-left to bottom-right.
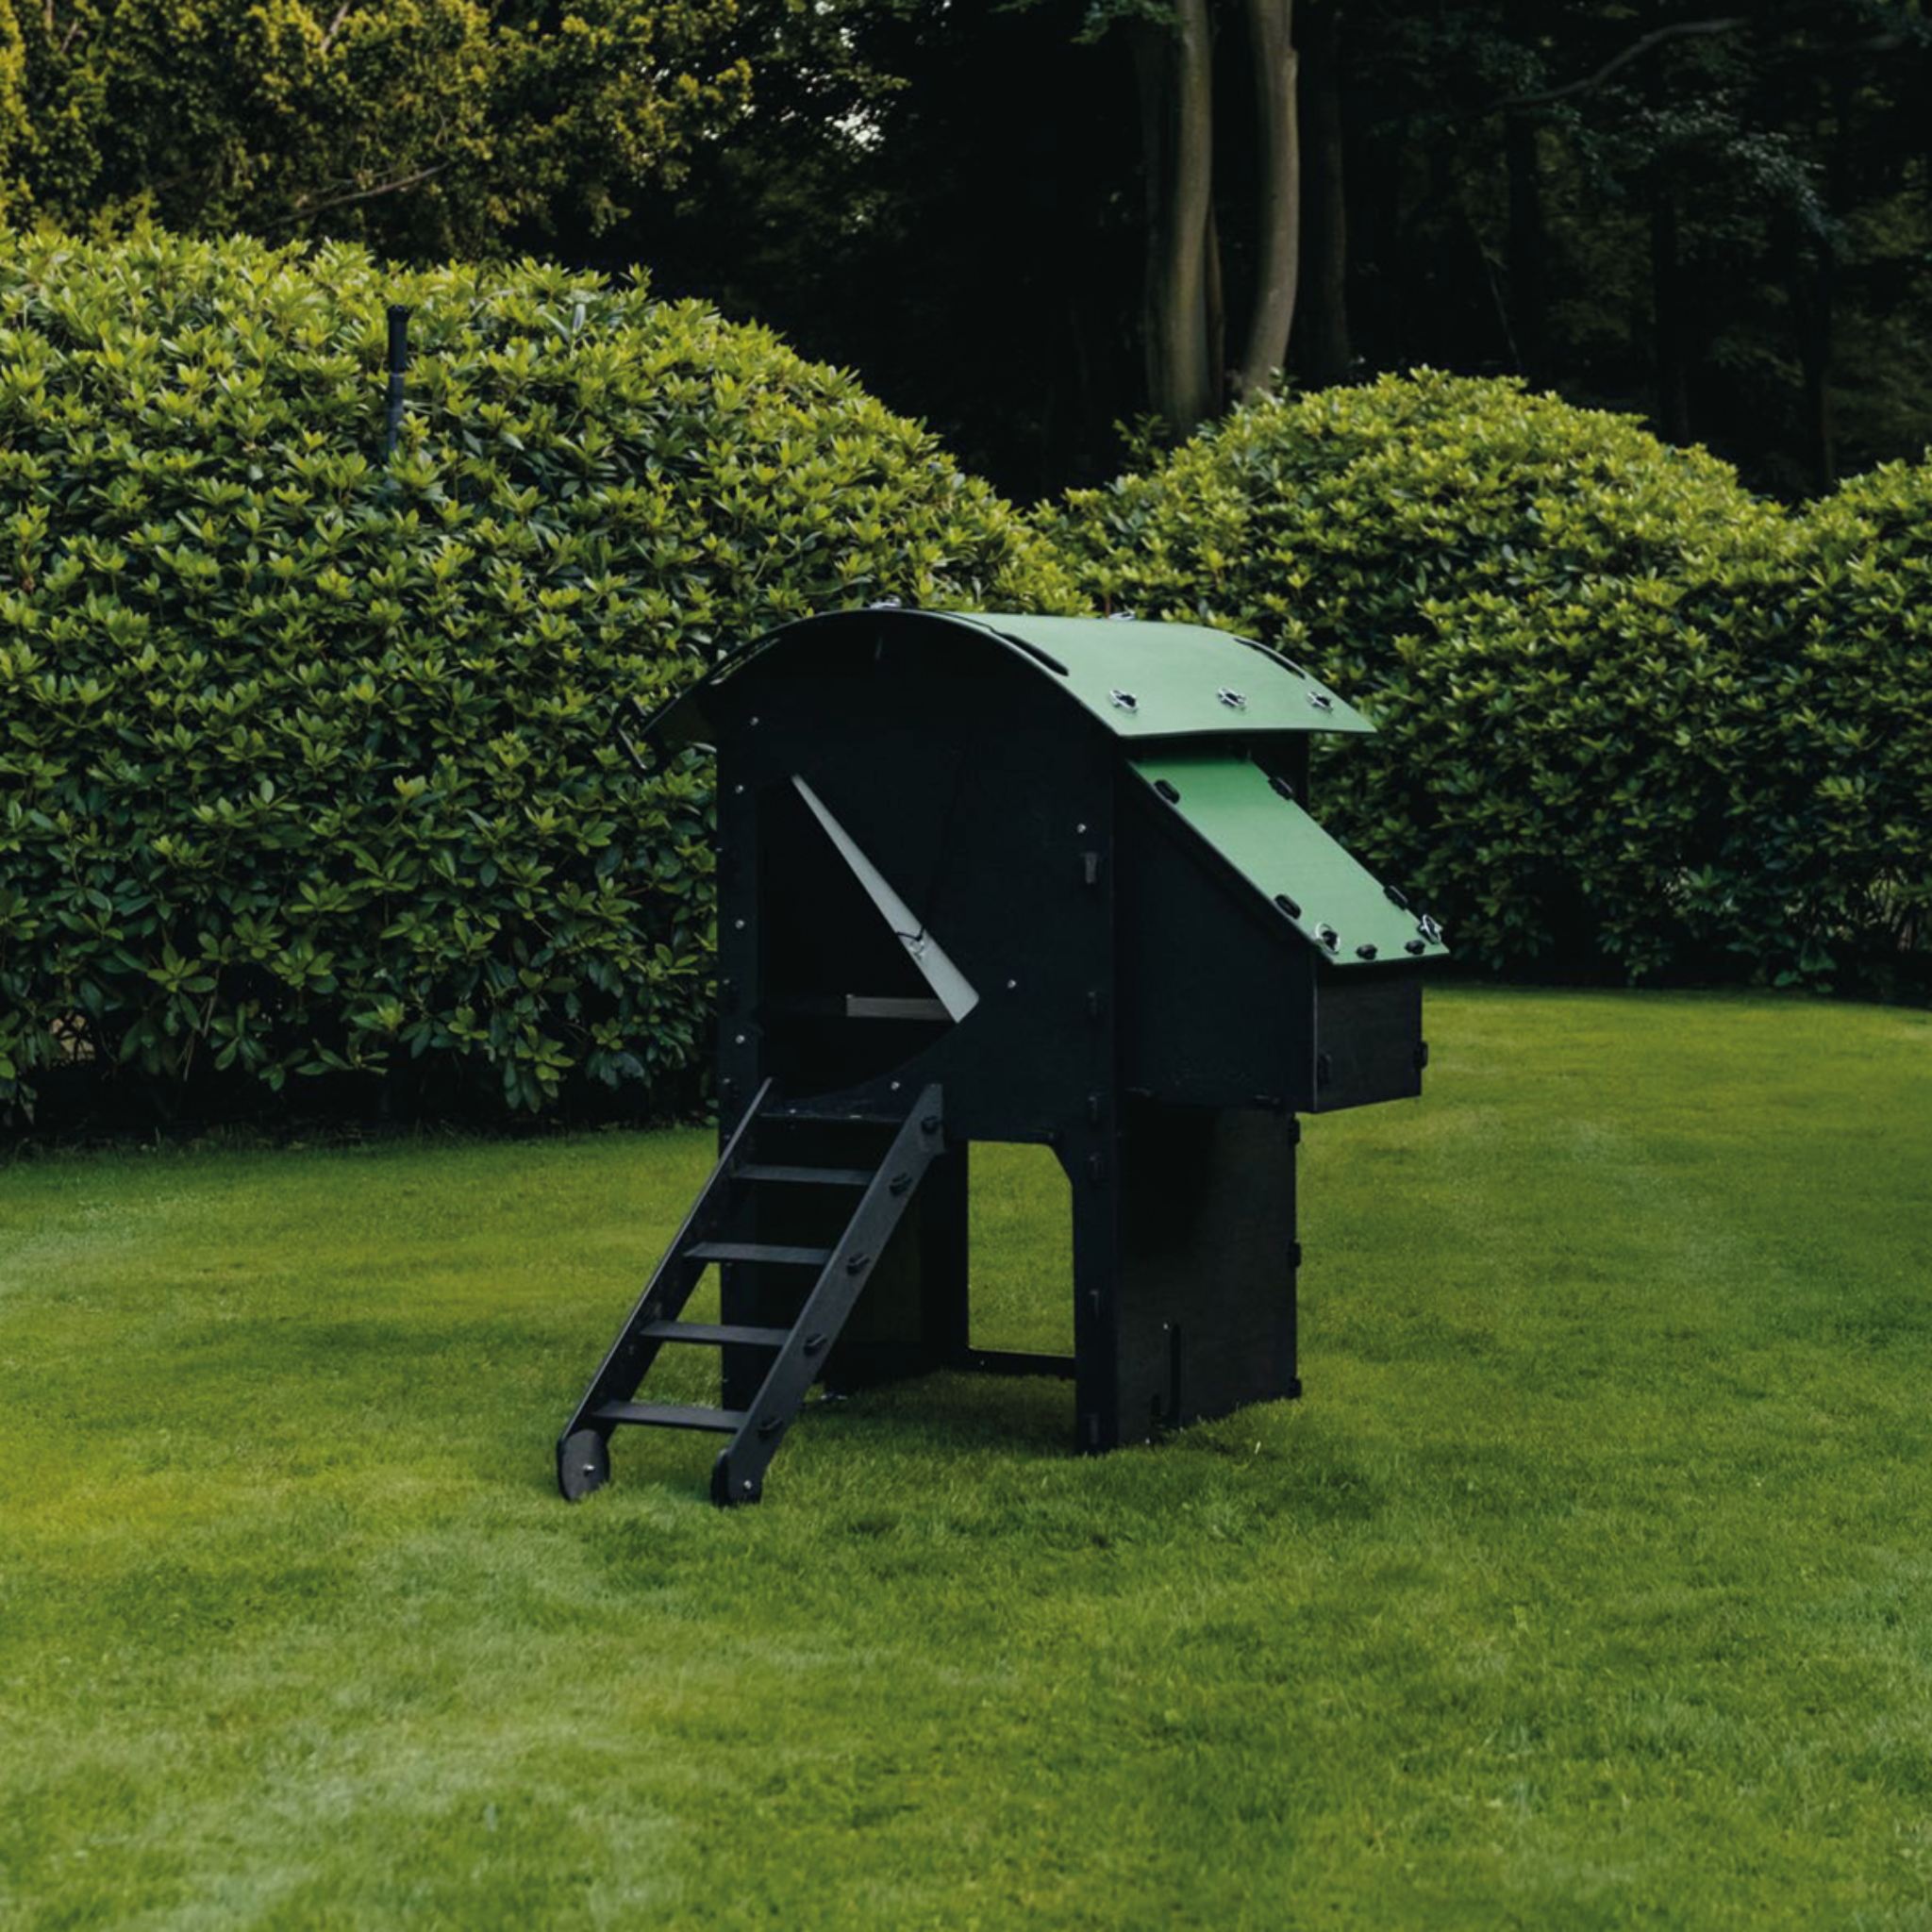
{"left": 1698, "top": 464, "right": 1932, "bottom": 991}
{"left": 1332, "top": 2, "right": 1932, "bottom": 499}
{"left": 7, "top": 0, "right": 754, "bottom": 259}
{"left": 0, "top": 228, "right": 1074, "bottom": 1124}
{"left": 1041, "top": 369, "right": 1929, "bottom": 992}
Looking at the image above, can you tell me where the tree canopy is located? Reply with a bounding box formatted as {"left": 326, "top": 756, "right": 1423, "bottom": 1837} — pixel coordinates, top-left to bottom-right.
{"left": 5, "top": 0, "right": 752, "bottom": 258}
{"left": 602, "top": 0, "right": 1932, "bottom": 499}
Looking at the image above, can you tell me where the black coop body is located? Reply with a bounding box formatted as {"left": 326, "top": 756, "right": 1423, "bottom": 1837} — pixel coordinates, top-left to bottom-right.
{"left": 557, "top": 609, "right": 1447, "bottom": 1505}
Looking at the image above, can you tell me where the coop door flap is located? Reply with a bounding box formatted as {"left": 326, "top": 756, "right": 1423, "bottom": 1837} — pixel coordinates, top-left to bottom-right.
{"left": 791, "top": 776, "right": 981, "bottom": 1022}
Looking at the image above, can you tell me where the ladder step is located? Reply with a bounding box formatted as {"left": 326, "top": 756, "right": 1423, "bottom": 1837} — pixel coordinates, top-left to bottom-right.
{"left": 686, "top": 1241, "right": 835, "bottom": 1267}
{"left": 594, "top": 1400, "right": 746, "bottom": 1434}
{"left": 637, "top": 1321, "right": 790, "bottom": 1349}
{"left": 737, "top": 1162, "right": 875, "bottom": 1188}
{"left": 766, "top": 1103, "right": 907, "bottom": 1125}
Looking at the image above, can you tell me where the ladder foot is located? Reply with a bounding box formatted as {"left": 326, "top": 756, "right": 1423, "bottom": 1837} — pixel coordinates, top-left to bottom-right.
{"left": 711, "top": 1451, "right": 762, "bottom": 1508}
{"left": 558, "top": 1428, "right": 611, "bottom": 1501}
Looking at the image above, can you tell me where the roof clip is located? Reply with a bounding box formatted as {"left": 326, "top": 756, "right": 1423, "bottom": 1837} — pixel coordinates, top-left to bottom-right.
{"left": 1217, "top": 688, "right": 1247, "bottom": 709}
{"left": 1318, "top": 924, "right": 1341, "bottom": 951}
{"left": 1417, "top": 913, "right": 1445, "bottom": 945}
{"left": 1109, "top": 689, "right": 1139, "bottom": 712}
{"left": 1108, "top": 609, "right": 1138, "bottom": 622}
{"left": 866, "top": 596, "right": 903, "bottom": 609}
{"left": 1307, "top": 690, "right": 1335, "bottom": 712}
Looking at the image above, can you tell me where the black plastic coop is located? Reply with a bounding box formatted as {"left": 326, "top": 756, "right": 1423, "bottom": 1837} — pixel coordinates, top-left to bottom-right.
{"left": 558, "top": 608, "right": 1447, "bottom": 1505}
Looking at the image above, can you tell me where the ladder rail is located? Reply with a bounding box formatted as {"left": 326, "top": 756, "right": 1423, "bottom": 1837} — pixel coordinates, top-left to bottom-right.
{"left": 558, "top": 1077, "right": 774, "bottom": 1448}
{"left": 710, "top": 1086, "right": 944, "bottom": 1507}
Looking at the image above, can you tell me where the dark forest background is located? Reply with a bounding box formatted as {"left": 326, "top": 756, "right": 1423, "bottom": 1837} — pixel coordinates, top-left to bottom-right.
{"left": 586, "top": 1, "right": 1932, "bottom": 503}
{"left": 12, "top": 0, "right": 1932, "bottom": 503}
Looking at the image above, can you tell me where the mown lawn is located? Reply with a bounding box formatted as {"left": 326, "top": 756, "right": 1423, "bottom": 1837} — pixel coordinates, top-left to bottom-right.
{"left": 4, "top": 986, "right": 1931, "bottom": 1929}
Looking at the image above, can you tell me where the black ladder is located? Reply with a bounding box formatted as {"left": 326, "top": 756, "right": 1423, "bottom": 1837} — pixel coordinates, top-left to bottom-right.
{"left": 557, "top": 1081, "right": 944, "bottom": 1507}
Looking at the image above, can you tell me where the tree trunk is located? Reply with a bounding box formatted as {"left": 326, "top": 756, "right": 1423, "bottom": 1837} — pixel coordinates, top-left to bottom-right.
{"left": 1645, "top": 53, "right": 1692, "bottom": 446}
{"left": 1792, "top": 250, "right": 1836, "bottom": 495}
{"left": 1651, "top": 192, "right": 1693, "bottom": 443}
{"left": 1795, "top": 68, "right": 1856, "bottom": 496}
{"left": 1293, "top": 0, "right": 1349, "bottom": 388}
{"left": 1504, "top": 109, "right": 1548, "bottom": 385}
{"left": 1130, "top": 2, "right": 1218, "bottom": 438}
{"left": 1205, "top": 195, "right": 1227, "bottom": 405}
{"left": 1232, "top": 0, "right": 1299, "bottom": 400}
{"left": 1500, "top": 0, "right": 1548, "bottom": 387}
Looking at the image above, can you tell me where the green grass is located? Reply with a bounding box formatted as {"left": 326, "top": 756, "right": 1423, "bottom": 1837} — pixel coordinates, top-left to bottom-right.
{"left": 4, "top": 986, "right": 1932, "bottom": 1929}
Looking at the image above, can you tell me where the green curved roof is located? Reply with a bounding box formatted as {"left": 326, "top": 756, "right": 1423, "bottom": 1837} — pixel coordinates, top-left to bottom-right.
{"left": 645, "top": 608, "right": 1374, "bottom": 747}
{"left": 947, "top": 612, "right": 1374, "bottom": 738}
{"left": 633, "top": 608, "right": 1444, "bottom": 971}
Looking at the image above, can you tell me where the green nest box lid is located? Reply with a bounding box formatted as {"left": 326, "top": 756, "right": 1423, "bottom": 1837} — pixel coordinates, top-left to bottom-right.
{"left": 1132, "top": 752, "right": 1447, "bottom": 967}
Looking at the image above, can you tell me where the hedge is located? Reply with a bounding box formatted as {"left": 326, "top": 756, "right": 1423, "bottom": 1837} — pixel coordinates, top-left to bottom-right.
{"left": 1694, "top": 462, "right": 1932, "bottom": 990}
{"left": 9, "top": 263, "right": 1926, "bottom": 1136}
{"left": 0, "top": 228, "right": 1077, "bottom": 1126}
{"left": 1041, "top": 372, "right": 1929, "bottom": 992}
